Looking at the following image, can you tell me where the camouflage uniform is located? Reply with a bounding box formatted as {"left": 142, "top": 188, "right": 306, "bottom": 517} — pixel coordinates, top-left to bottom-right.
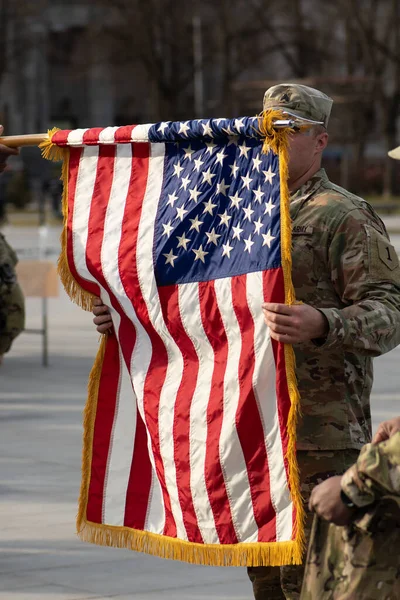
{"left": 248, "top": 83, "right": 400, "bottom": 599}
{"left": 301, "top": 432, "right": 400, "bottom": 599}
{"left": 0, "top": 232, "right": 25, "bottom": 356}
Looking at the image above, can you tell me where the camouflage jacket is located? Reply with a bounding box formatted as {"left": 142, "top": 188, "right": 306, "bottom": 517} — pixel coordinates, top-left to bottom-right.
{"left": 0, "top": 232, "right": 25, "bottom": 354}
{"left": 291, "top": 169, "right": 400, "bottom": 450}
{"left": 300, "top": 434, "right": 400, "bottom": 599}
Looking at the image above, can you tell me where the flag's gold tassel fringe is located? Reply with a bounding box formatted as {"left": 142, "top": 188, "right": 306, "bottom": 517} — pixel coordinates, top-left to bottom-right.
{"left": 77, "top": 519, "right": 302, "bottom": 567}
{"left": 259, "top": 110, "right": 306, "bottom": 559}
{"left": 40, "top": 130, "right": 95, "bottom": 312}
{"left": 77, "top": 335, "right": 107, "bottom": 529}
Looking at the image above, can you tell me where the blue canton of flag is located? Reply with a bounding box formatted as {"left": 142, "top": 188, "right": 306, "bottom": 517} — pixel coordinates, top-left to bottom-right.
{"left": 148, "top": 120, "right": 281, "bottom": 287}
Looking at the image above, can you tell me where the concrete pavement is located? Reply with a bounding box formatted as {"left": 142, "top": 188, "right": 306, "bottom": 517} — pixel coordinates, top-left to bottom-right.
{"left": 1, "top": 222, "right": 400, "bottom": 599}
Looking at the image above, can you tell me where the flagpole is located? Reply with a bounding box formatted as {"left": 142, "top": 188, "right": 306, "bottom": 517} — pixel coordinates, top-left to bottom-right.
{"left": 0, "top": 133, "right": 48, "bottom": 147}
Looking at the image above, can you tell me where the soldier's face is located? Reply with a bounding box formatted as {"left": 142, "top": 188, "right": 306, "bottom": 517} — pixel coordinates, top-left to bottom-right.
{"left": 287, "top": 128, "right": 328, "bottom": 185}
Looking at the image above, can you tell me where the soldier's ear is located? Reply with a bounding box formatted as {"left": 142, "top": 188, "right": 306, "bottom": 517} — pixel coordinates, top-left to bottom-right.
{"left": 316, "top": 132, "right": 328, "bottom": 153}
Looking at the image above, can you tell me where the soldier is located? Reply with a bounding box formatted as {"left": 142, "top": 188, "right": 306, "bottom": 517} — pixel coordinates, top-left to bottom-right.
{"left": 301, "top": 415, "right": 400, "bottom": 599}
{"left": 0, "top": 125, "right": 24, "bottom": 362}
{"left": 92, "top": 85, "right": 400, "bottom": 599}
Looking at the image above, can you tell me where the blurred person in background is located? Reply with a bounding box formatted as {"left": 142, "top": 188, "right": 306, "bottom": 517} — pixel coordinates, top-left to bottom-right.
{"left": 0, "top": 125, "right": 24, "bottom": 363}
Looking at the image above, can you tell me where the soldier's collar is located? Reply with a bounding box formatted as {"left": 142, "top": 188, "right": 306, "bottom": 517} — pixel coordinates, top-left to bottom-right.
{"left": 290, "top": 168, "right": 328, "bottom": 203}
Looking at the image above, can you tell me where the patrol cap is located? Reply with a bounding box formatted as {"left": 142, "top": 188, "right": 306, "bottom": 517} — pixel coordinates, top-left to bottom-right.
{"left": 388, "top": 146, "right": 400, "bottom": 160}
{"left": 263, "top": 83, "right": 333, "bottom": 128}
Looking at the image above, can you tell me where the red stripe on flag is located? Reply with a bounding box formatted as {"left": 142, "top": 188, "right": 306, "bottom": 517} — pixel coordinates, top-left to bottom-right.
{"left": 52, "top": 129, "right": 72, "bottom": 145}
{"left": 263, "top": 268, "right": 293, "bottom": 534}
{"left": 117, "top": 143, "right": 177, "bottom": 538}
{"left": 117, "top": 144, "right": 152, "bottom": 530}
{"left": 83, "top": 128, "right": 106, "bottom": 145}
{"left": 199, "top": 281, "right": 238, "bottom": 544}
{"left": 87, "top": 334, "right": 120, "bottom": 523}
{"left": 232, "top": 274, "right": 277, "bottom": 543}
{"left": 158, "top": 285, "right": 203, "bottom": 543}
{"left": 115, "top": 126, "right": 137, "bottom": 143}
{"left": 66, "top": 147, "right": 100, "bottom": 298}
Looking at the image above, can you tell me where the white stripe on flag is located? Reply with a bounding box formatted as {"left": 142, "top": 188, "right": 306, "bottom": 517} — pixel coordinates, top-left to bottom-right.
{"left": 246, "top": 271, "right": 293, "bottom": 541}
{"left": 214, "top": 277, "right": 258, "bottom": 544}
{"left": 135, "top": 142, "right": 187, "bottom": 541}
{"left": 131, "top": 124, "right": 151, "bottom": 142}
{"left": 96, "top": 144, "right": 165, "bottom": 534}
{"left": 178, "top": 283, "right": 219, "bottom": 544}
{"left": 100, "top": 144, "right": 137, "bottom": 526}
{"left": 99, "top": 127, "right": 119, "bottom": 144}
{"left": 103, "top": 347, "right": 136, "bottom": 525}
{"left": 67, "top": 128, "right": 89, "bottom": 146}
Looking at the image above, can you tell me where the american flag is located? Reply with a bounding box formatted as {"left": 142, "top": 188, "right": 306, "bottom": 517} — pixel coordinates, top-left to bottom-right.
{"left": 51, "top": 117, "right": 302, "bottom": 566}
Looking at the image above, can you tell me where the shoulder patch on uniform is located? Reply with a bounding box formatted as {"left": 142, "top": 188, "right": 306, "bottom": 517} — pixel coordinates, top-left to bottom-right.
{"left": 377, "top": 239, "right": 399, "bottom": 270}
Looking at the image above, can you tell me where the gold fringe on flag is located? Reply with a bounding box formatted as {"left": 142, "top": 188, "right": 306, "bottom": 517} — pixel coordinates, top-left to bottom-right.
{"left": 42, "top": 118, "right": 305, "bottom": 567}
{"left": 40, "top": 129, "right": 95, "bottom": 312}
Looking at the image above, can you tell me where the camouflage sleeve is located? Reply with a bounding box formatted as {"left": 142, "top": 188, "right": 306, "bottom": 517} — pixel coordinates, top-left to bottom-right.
{"left": 317, "top": 209, "right": 400, "bottom": 356}
{"left": 341, "top": 431, "right": 400, "bottom": 508}
{"left": 0, "top": 235, "right": 25, "bottom": 354}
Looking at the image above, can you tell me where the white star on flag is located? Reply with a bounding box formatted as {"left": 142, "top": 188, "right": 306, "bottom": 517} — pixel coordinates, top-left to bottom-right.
{"left": 178, "top": 121, "right": 190, "bottom": 136}
{"left": 205, "top": 142, "right": 216, "bottom": 155}
{"left": 263, "top": 166, "right": 276, "bottom": 185}
{"left": 180, "top": 175, "right": 191, "bottom": 190}
{"left": 193, "top": 157, "right": 204, "bottom": 172}
{"left": 253, "top": 218, "right": 264, "bottom": 235}
{"left": 167, "top": 191, "right": 179, "bottom": 207}
{"left": 234, "top": 118, "right": 245, "bottom": 132}
{"left": 238, "top": 142, "right": 250, "bottom": 158}
{"left": 216, "top": 179, "right": 229, "bottom": 196}
{"left": 189, "top": 185, "right": 201, "bottom": 203}
{"left": 202, "top": 167, "right": 216, "bottom": 185}
{"left": 222, "top": 241, "right": 233, "bottom": 258}
{"left": 189, "top": 215, "right": 204, "bottom": 232}
{"left": 229, "top": 191, "right": 242, "bottom": 209}
{"left": 264, "top": 198, "right": 275, "bottom": 217}
{"left": 183, "top": 145, "right": 194, "bottom": 161}
{"left": 252, "top": 154, "right": 262, "bottom": 172}
{"left": 163, "top": 249, "right": 177, "bottom": 266}
{"left": 157, "top": 122, "right": 169, "bottom": 134}
{"left": 230, "top": 161, "right": 239, "bottom": 178}
{"left": 262, "top": 229, "right": 276, "bottom": 248}
{"left": 162, "top": 221, "right": 174, "bottom": 237}
{"left": 205, "top": 228, "right": 221, "bottom": 246}
{"left": 232, "top": 224, "right": 244, "bottom": 240}
{"left": 243, "top": 235, "right": 255, "bottom": 253}
{"left": 202, "top": 199, "right": 217, "bottom": 215}
{"left": 192, "top": 245, "right": 208, "bottom": 263}
{"left": 241, "top": 173, "right": 253, "bottom": 190}
{"left": 215, "top": 150, "right": 227, "bottom": 165}
{"left": 202, "top": 121, "right": 214, "bottom": 137}
{"left": 242, "top": 205, "right": 254, "bottom": 222}
{"left": 218, "top": 210, "right": 232, "bottom": 227}
{"left": 222, "top": 126, "right": 235, "bottom": 136}
{"left": 176, "top": 205, "right": 188, "bottom": 221}
{"left": 176, "top": 233, "right": 191, "bottom": 250}
{"left": 173, "top": 162, "right": 184, "bottom": 178}
{"left": 253, "top": 185, "right": 265, "bottom": 203}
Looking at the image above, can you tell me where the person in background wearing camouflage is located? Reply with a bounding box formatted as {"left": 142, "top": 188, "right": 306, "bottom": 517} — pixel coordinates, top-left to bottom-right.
{"left": 91, "top": 85, "right": 400, "bottom": 599}
{"left": 301, "top": 415, "right": 400, "bottom": 599}
{"left": 0, "top": 125, "right": 24, "bottom": 363}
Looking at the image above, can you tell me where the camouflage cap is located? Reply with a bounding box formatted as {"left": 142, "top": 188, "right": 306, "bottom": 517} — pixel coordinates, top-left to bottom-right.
{"left": 263, "top": 83, "right": 333, "bottom": 128}
{"left": 388, "top": 146, "right": 400, "bottom": 160}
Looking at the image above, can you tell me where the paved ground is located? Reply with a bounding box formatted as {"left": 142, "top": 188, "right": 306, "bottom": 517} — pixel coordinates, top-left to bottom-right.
{"left": 1, "top": 222, "right": 400, "bottom": 599}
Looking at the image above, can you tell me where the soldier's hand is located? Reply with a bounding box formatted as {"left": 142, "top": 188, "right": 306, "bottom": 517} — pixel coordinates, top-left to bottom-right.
{"left": 309, "top": 476, "right": 354, "bottom": 526}
{"left": 262, "top": 302, "right": 328, "bottom": 344}
{"left": 0, "top": 125, "right": 19, "bottom": 173}
{"left": 372, "top": 416, "right": 400, "bottom": 444}
{"left": 93, "top": 296, "right": 113, "bottom": 334}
